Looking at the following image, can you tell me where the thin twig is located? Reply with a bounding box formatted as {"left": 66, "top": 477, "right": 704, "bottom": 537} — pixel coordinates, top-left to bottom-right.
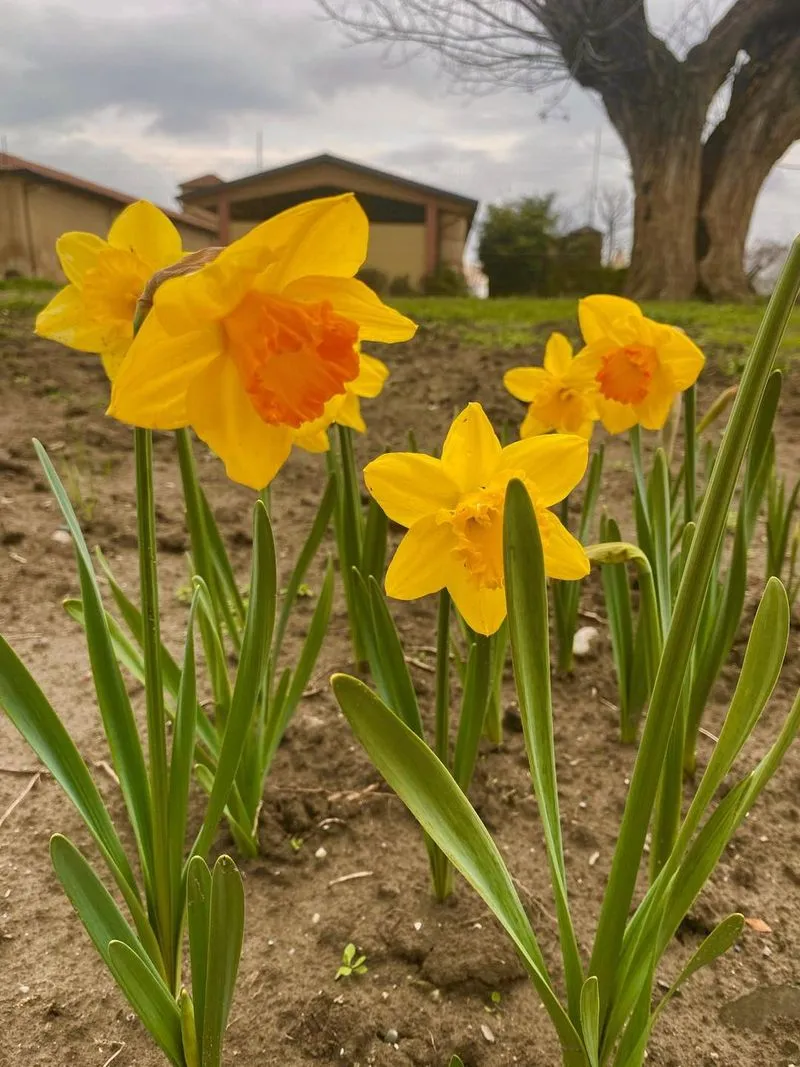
{"left": 406, "top": 656, "right": 436, "bottom": 674}
{"left": 699, "top": 726, "right": 719, "bottom": 744}
{"left": 0, "top": 773, "right": 40, "bottom": 829}
{"left": 328, "top": 870, "right": 374, "bottom": 888}
{"left": 102, "top": 1043, "right": 125, "bottom": 1067}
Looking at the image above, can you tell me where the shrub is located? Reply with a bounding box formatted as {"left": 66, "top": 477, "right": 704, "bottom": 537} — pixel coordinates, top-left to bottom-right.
{"left": 356, "top": 266, "right": 389, "bottom": 295}
{"left": 420, "top": 264, "right": 469, "bottom": 296}
{"left": 388, "top": 274, "right": 415, "bottom": 296}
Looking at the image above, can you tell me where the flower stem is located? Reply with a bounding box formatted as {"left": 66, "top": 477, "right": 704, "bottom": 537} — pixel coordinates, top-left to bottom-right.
{"left": 683, "top": 386, "right": 697, "bottom": 525}
{"left": 134, "top": 427, "right": 175, "bottom": 989}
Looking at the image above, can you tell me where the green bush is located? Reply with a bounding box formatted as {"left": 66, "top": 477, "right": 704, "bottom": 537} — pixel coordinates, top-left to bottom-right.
{"left": 388, "top": 274, "right": 415, "bottom": 296}
{"left": 356, "top": 267, "right": 389, "bottom": 295}
{"left": 420, "top": 265, "right": 469, "bottom": 297}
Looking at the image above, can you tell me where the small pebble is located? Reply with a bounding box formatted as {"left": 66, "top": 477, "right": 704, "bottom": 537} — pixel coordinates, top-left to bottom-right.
{"left": 572, "top": 626, "right": 599, "bottom": 658}
{"left": 589, "top": 851, "right": 600, "bottom": 867}
{"left": 18, "top": 985, "right": 29, "bottom": 994}
{"left": 481, "top": 1023, "right": 496, "bottom": 1044}
{"left": 314, "top": 847, "right": 327, "bottom": 860}
{"left": 311, "top": 913, "right": 320, "bottom": 924}
{"left": 763, "top": 946, "right": 772, "bottom": 958}
{"left": 384, "top": 1028, "right": 399, "bottom": 1044}
{"left": 51, "top": 529, "right": 71, "bottom": 545}
{"left": 413, "top": 920, "right": 422, "bottom": 931}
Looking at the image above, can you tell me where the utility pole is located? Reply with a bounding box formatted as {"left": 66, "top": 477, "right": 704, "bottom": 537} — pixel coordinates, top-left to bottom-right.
{"left": 255, "top": 131, "right": 263, "bottom": 171}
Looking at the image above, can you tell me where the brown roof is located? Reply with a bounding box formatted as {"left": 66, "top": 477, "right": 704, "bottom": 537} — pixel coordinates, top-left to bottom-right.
{"left": 0, "top": 152, "right": 218, "bottom": 233}
{"left": 180, "top": 152, "right": 479, "bottom": 218}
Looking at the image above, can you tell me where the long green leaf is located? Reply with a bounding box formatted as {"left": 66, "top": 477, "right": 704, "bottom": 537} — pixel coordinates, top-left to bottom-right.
{"left": 589, "top": 239, "right": 800, "bottom": 1022}
{"left": 580, "top": 977, "right": 600, "bottom": 1067}
{"left": 50, "top": 835, "right": 162, "bottom": 981}
{"left": 0, "top": 638, "right": 138, "bottom": 894}
{"left": 201, "top": 857, "right": 245, "bottom": 1067}
{"left": 273, "top": 473, "right": 336, "bottom": 660}
{"left": 34, "top": 440, "right": 154, "bottom": 875}
{"left": 187, "top": 856, "right": 212, "bottom": 1052}
{"left": 191, "top": 500, "right": 276, "bottom": 861}
{"left": 452, "top": 636, "right": 491, "bottom": 792}
{"left": 332, "top": 674, "right": 588, "bottom": 1064}
{"left": 654, "top": 914, "right": 744, "bottom": 1025}
{"left": 108, "top": 940, "right": 184, "bottom": 1066}
{"left": 361, "top": 494, "right": 389, "bottom": 583}
{"left": 504, "top": 479, "right": 584, "bottom": 1022}
{"left": 364, "top": 575, "right": 425, "bottom": 738}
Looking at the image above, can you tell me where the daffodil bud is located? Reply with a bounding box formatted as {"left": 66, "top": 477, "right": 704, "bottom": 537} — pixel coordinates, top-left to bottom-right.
{"left": 697, "top": 385, "right": 738, "bottom": 435}
{"left": 585, "top": 541, "right": 648, "bottom": 568}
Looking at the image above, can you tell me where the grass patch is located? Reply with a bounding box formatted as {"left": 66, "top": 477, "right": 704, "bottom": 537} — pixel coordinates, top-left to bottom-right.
{"left": 0, "top": 276, "right": 59, "bottom": 292}
{"left": 392, "top": 296, "right": 800, "bottom": 369}
{"left": 0, "top": 295, "right": 49, "bottom": 316}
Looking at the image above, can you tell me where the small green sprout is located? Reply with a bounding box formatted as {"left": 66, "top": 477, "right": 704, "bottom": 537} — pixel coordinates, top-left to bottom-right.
{"left": 290, "top": 836, "right": 303, "bottom": 852}
{"left": 335, "top": 942, "right": 368, "bottom": 980}
{"left": 297, "top": 582, "right": 314, "bottom": 598}
{"left": 485, "top": 990, "right": 502, "bottom": 1013}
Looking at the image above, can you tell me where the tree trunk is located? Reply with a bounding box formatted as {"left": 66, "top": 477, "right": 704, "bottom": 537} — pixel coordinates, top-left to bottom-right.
{"left": 605, "top": 95, "right": 708, "bottom": 299}
{"left": 697, "top": 34, "right": 800, "bottom": 300}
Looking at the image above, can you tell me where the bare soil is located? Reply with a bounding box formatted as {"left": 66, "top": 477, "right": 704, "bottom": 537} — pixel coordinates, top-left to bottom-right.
{"left": 2, "top": 317, "right": 800, "bottom": 1067}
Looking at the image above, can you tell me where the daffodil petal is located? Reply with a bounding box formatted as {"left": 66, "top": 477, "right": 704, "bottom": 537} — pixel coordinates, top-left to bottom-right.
{"left": 564, "top": 347, "right": 604, "bottom": 388}
{"left": 334, "top": 391, "right": 366, "bottom": 432}
{"left": 351, "top": 352, "right": 389, "bottom": 398}
{"left": 538, "top": 509, "right": 590, "bottom": 580}
{"left": 153, "top": 241, "right": 272, "bottom": 334}
{"left": 282, "top": 276, "right": 416, "bottom": 343}
{"left": 441, "top": 403, "right": 502, "bottom": 493}
{"left": 294, "top": 427, "right": 331, "bottom": 453}
{"left": 661, "top": 327, "right": 705, "bottom": 390}
{"left": 101, "top": 334, "right": 135, "bottom": 381}
{"left": 385, "top": 515, "right": 455, "bottom": 601}
{"left": 364, "top": 453, "right": 460, "bottom": 527}
{"left": 596, "top": 396, "right": 639, "bottom": 435}
{"left": 579, "top": 295, "right": 643, "bottom": 344}
{"left": 242, "top": 193, "right": 368, "bottom": 290}
{"left": 186, "top": 356, "right": 293, "bottom": 490}
{"left": 504, "top": 366, "right": 549, "bottom": 403}
{"left": 56, "top": 232, "right": 107, "bottom": 287}
{"left": 107, "top": 201, "right": 183, "bottom": 273}
{"left": 520, "top": 408, "right": 549, "bottom": 438}
{"left": 634, "top": 363, "right": 678, "bottom": 430}
{"left": 497, "top": 435, "right": 589, "bottom": 507}
{"left": 446, "top": 564, "right": 507, "bottom": 636}
{"left": 35, "top": 285, "right": 110, "bottom": 354}
{"left": 543, "top": 332, "right": 573, "bottom": 376}
{"left": 108, "top": 314, "right": 221, "bottom": 429}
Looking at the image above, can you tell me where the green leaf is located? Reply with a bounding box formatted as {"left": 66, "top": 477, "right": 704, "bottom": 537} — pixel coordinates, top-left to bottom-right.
{"left": 273, "top": 473, "right": 336, "bottom": 660}
{"left": 108, "top": 940, "right": 184, "bottom": 1066}
{"left": 504, "top": 479, "right": 584, "bottom": 1021}
{"left": 168, "top": 590, "right": 201, "bottom": 922}
{"left": 331, "top": 674, "right": 586, "bottom": 1062}
{"left": 95, "top": 548, "right": 182, "bottom": 699}
{"left": 50, "top": 835, "right": 163, "bottom": 982}
{"left": 199, "top": 484, "right": 247, "bottom": 630}
{"left": 33, "top": 441, "right": 153, "bottom": 877}
{"left": 579, "top": 977, "right": 600, "bottom": 1067}
{"left": 452, "top": 635, "right": 491, "bottom": 792}
{"left": 191, "top": 500, "right": 276, "bottom": 861}
{"left": 0, "top": 638, "right": 138, "bottom": 895}
{"left": 364, "top": 575, "right": 425, "bottom": 738}
{"left": 191, "top": 577, "right": 233, "bottom": 721}
{"left": 360, "top": 495, "right": 389, "bottom": 583}
{"left": 654, "top": 914, "right": 744, "bottom": 1024}
{"left": 63, "top": 598, "right": 148, "bottom": 691}
{"left": 201, "top": 857, "right": 245, "bottom": 1067}
{"left": 187, "top": 856, "right": 212, "bottom": 1052}
{"left": 180, "top": 990, "right": 200, "bottom": 1067}
{"left": 647, "top": 449, "right": 672, "bottom": 633}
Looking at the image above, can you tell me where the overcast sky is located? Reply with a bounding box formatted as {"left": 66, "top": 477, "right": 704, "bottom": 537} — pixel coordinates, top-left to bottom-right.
{"left": 2, "top": 0, "right": 798, "bottom": 251}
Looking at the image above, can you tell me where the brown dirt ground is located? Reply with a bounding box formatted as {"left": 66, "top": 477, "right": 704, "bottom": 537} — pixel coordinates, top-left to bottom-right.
{"left": 2, "top": 314, "right": 800, "bottom": 1067}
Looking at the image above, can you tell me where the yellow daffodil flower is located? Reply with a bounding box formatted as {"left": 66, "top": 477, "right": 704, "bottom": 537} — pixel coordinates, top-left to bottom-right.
{"left": 108, "top": 194, "right": 415, "bottom": 490}
{"left": 364, "top": 403, "right": 589, "bottom": 635}
{"left": 292, "top": 351, "right": 389, "bottom": 453}
{"left": 35, "top": 201, "right": 185, "bottom": 379}
{"left": 572, "top": 295, "right": 705, "bottom": 434}
{"left": 504, "top": 332, "right": 599, "bottom": 439}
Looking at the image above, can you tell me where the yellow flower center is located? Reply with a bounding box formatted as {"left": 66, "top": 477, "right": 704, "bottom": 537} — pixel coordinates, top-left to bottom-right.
{"left": 597, "top": 345, "right": 657, "bottom": 405}
{"left": 223, "top": 292, "right": 360, "bottom": 428}
{"left": 82, "top": 249, "right": 149, "bottom": 325}
{"left": 447, "top": 487, "right": 506, "bottom": 589}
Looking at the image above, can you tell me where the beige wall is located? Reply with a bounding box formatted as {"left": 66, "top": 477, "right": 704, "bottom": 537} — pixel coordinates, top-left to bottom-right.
{"left": 366, "top": 223, "right": 426, "bottom": 287}
{"left": 439, "top": 211, "right": 468, "bottom": 271}
{"left": 0, "top": 178, "right": 215, "bottom": 280}
{"left": 0, "top": 176, "right": 34, "bottom": 276}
